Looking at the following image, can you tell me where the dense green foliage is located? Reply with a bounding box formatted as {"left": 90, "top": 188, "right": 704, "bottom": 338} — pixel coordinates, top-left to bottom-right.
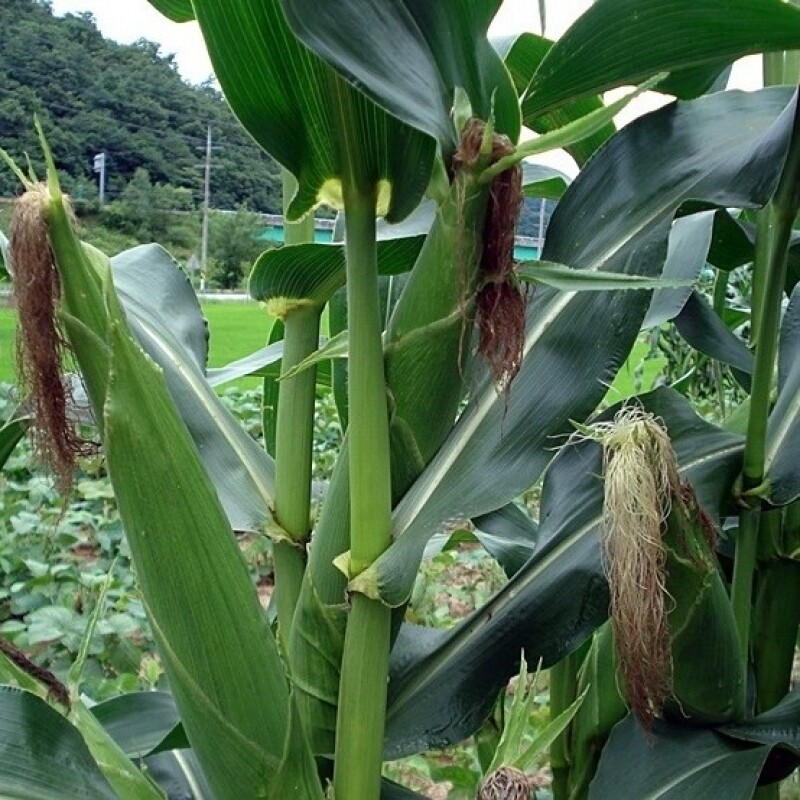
{"left": 0, "top": 0, "right": 282, "bottom": 211}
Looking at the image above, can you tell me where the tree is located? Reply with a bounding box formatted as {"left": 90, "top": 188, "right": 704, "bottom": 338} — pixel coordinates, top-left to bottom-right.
{"left": 208, "top": 206, "right": 265, "bottom": 289}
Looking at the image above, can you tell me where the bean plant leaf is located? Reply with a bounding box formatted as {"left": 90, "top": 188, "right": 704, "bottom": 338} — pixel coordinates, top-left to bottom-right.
{"left": 763, "top": 284, "right": 800, "bottom": 504}
{"left": 524, "top": 0, "right": 800, "bottom": 121}
{"left": 385, "top": 387, "right": 744, "bottom": 757}
{"left": 175, "top": 0, "right": 434, "bottom": 221}
{"left": 112, "top": 245, "right": 275, "bottom": 534}
{"left": 0, "top": 686, "right": 117, "bottom": 799}
{"left": 643, "top": 211, "right": 715, "bottom": 329}
{"left": 352, "top": 88, "right": 797, "bottom": 608}
{"left": 279, "top": 0, "right": 520, "bottom": 155}
{"left": 589, "top": 715, "right": 771, "bottom": 800}
{"left": 496, "top": 31, "right": 614, "bottom": 166}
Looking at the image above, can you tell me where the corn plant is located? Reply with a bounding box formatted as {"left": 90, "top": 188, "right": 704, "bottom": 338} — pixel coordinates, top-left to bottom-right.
{"left": 2, "top": 1, "right": 800, "bottom": 798}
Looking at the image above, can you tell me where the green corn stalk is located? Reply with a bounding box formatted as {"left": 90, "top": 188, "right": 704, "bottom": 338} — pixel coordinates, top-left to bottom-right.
{"left": 566, "top": 623, "right": 626, "bottom": 800}
{"left": 5, "top": 135, "right": 323, "bottom": 799}
{"left": 270, "top": 168, "right": 320, "bottom": 639}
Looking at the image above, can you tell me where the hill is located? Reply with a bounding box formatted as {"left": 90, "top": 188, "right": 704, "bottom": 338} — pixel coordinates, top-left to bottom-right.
{"left": 0, "top": 0, "right": 282, "bottom": 212}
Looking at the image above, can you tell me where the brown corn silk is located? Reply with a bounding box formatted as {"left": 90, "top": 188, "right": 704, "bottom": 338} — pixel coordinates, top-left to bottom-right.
{"left": 454, "top": 119, "right": 526, "bottom": 391}
{"left": 10, "top": 185, "right": 89, "bottom": 493}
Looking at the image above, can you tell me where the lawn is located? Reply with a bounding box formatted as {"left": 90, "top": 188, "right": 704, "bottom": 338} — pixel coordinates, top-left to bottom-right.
{"left": 0, "top": 300, "right": 273, "bottom": 386}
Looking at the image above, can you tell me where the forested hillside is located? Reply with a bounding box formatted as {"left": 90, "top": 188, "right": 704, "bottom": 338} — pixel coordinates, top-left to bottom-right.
{"left": 0, "top": 0, "right": 282, "bottom": 211}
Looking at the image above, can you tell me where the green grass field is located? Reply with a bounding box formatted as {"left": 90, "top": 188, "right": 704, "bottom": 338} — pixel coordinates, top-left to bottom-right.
{"left": 0, "top": 301, "right": 273, "bottom": 386}
{"left": 1, "top": 298, "right": 664, "bottom": 394}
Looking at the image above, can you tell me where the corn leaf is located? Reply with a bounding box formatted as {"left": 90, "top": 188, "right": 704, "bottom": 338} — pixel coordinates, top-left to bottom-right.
{"left": 0, "top": 687, "right": 117, "bottom": 799}
{"left": 91, "top": 692, "right": 182, "bottom": 759}
{"left": 517, "top": 261, "right": 692, "bottom": 292}
{"left": 111, "top": 244, "right": 275, "bottom": 534}
{"left": 0, "top": 415, "right": 27, "bottom": 470}
{"left": 764, "top": 284, "right": 800, "bottom": 504}
{"left": 495, "top": 32, "right": 614, "bottom": 166}
{"left": 643, "top": 211, "right": 716, "bottom": 329}
{"left": 177, "top": 0, "right": 433, "bottom": 221}
{"left": 144, "top": 0, "right": 193, "bottom": 23}
{"left": 589, "top": 716, "right": 771, "bottom": 800}
{"left": 279, "top": 0, "right": 520, "bottom": 154}
{"left": 524, "top": 0, "right": 800, "bottom": 120}
{"left": 521, "top": 162, "right": 571, "bottom": 201}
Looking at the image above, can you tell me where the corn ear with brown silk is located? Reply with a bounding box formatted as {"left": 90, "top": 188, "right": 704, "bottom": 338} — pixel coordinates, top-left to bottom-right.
{"left": 7, "top": 141, "right": 323, "bottom": 800}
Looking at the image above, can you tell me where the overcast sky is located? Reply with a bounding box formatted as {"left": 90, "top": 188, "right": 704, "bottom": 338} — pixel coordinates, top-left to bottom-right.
{"left": 48, "top": 0, "right": 762, "bottom": 175}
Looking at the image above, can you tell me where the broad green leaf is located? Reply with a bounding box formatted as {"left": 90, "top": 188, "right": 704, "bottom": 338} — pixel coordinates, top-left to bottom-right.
{"left": 0, "top": 686, "right": 117, "bottom": 799}
{"left": 112, "top": 244, "right": 276, "bottom": 534}
{"left": 517, "top": 261, "right": 692, "bottom": 292}
{"left": 658, "top": 63, "right": 733, "bottom": 100}
{"left": 384, "top": 388, "right": 744, "bottom": 757}
{"left": 142, "top": 750, "right": 213, "bottom": 800}
{"left": 472, "top": 504, "right": 538, "bottom": 578}
{"left": 182, "top": 0, "right": 433, "bottom": 221}
{"left": 589, "top": 716, "right": 771, "bottom": 800}
{"left": 279, "top": 0, "right": 520, "bottom": 154}
{"left": 722, "top": 687, "right": 800, "bottom": 751}
{"left": 522, "top": 162, "right": 571, "bottom": 201}
{"left": 524, "top": 0, "right": 800, "bottom": 120}
{"left": 145, "top": 0, "right": 194, "bottom": 23}
{"left": 644, "top": 211, "right": 715, "bottom": 329}
{"left": 249, "top": 235, "right": 426, "bottom": 308}
{"left": 674, "top": 291, "right": 754, "bottom": 379}
{"left": 764, "top": 284, "right": 800, "bottom": 504}
{"left": 356, "top": 88, "right": 796, "bottom": 608}
{"left": 91, "top": 692, "right": 181, "bottom": 759}
{"left": 67, "top": 701, "right": 165, "bottom": 800}
{"left": 496, "top": 32, "right": 614, "bottom": 166}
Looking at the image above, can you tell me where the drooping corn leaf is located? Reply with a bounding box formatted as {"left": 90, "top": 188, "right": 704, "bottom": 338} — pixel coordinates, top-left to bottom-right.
{"left": 384, "top": 387, "right": 745, "bottom": 757}
{"left": 472, "top": 504, "right": 539, "bottom": 578}
{"left": 279, "top": 0, "right": 520, "bottom": 155}
{"left": 353, "top": 88, "right": 797, "bottom": 608}
{"left": 0, "top": 686, "right": 117, "bottom": 799}
{"left": 643, "top": 211, "right": 715, "bottom": 329}
{"left": 524, "top": 0, "right": 800, "bottom": 120}
{"left": 722, "top": 687, "right": 800, "bottom": 753}
{"left": 111, "top": 244, "right": 275, "bottom": 534}
{"left": 673, "top": 291, "right": 754, "bottom": 384}
{"left": 763, "top": 284, "right": 800, "bottom": 504}
{"left": 589, "top": 716, "right": 771, "bottom": 800}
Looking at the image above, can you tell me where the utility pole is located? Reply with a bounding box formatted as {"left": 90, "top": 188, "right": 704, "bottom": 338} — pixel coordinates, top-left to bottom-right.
{"left": 200, "top": 124, "right": 212, "bottom": 292}
{"left": 93, "top": 152, "right": 106, "bottom": 204}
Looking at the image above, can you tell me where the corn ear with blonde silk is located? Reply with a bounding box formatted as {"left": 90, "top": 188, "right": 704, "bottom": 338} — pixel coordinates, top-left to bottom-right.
{"left": 7, "top": 142, "right": 323, "bottom": 800}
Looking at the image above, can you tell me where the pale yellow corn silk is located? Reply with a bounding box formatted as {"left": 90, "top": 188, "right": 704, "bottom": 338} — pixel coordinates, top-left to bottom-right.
{"left": 578, "top": 406, "right": 682, "bottom": 727}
